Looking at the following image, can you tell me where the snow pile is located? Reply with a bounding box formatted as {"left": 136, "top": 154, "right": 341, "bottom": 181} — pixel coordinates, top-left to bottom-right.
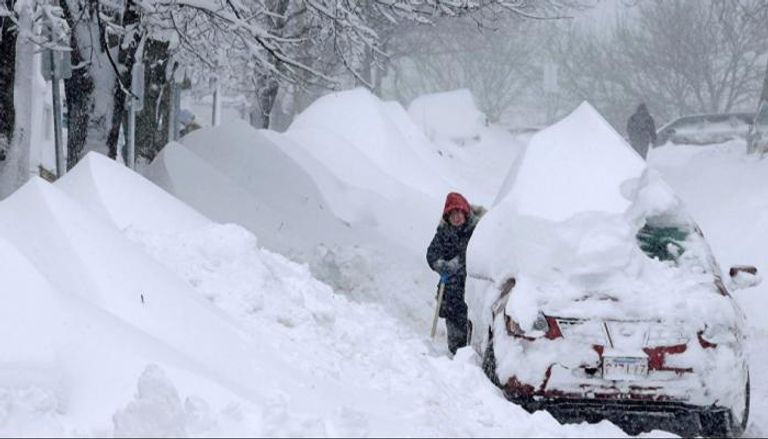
{"left": 408, "top": 89, "right": 486, "bottom": 145}
{"left": 144, "top": 125, "right": 358, "bottom": 260}
{"left": 287, "top": 88, "right": 451, "bottom": 199}
{"left": 0, "top": 182, "right": 268, "bottom": 436}
{"left": 468, "top": 102, "right": 737, "bottom": 326}
{"left": 57, "top": 152, "right": 211, "bottom": 233}
{"left": 405, "top": 90, "right": 525, "bottom": 206}
{"left": 494, "top": 102, "right": 645, "bottom": 219}
{"left": 126, "top": 224, "right": 632, "bottom": 438}
{"left": 112, "top": 365, "right": 187, "bottom": 438}
{"left": 1, "top": 155, "right": 383, "bottom": 435}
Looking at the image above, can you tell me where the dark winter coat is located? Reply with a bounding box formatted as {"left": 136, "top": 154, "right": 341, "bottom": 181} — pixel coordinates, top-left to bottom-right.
{"left": 426, "top": 193, "right": 484, "bottom": 321}
{"left": 627, "top": 104, "right": 657, "bottom": 158}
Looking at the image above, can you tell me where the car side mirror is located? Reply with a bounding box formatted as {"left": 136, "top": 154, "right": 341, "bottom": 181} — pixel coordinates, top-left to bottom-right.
{"left": 729, "top": 265, "right": 762, "bottom": 290}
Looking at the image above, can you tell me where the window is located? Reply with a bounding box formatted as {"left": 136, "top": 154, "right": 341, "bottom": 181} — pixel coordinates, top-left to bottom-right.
{"left": 636, "top": 224, "right": 688, "bottom": 262}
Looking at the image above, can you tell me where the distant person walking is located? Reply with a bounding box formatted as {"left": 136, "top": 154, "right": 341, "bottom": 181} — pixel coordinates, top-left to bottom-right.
{"left": 427, "top": 192, "right": 484, "bottom": 355}
{"left": 627, "top": 103, "right": 657, "bottom": 159}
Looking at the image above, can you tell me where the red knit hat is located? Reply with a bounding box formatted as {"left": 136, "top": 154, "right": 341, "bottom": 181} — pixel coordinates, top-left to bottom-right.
{"left": 443, "top": 192, "right": 470, "bottom": 218}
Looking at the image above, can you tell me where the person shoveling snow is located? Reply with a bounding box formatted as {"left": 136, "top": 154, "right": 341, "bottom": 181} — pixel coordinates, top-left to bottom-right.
{"left": 427, "top": 192, "right": 485, "bottom": 355}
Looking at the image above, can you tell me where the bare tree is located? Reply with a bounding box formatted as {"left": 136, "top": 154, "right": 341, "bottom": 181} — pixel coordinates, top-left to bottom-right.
{"left": 0, "top": 0, "right": 68, "bottom": 197}
{"left": 551, "top": 0, "right": 768, "bottom": 130}
{"left": 390, "top": 17, "right": 543, "bottom": 122}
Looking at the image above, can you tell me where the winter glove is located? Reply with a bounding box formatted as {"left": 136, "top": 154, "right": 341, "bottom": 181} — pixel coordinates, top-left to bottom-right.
{"left": 434, "top": 257, "right": 461, "bottom": 280}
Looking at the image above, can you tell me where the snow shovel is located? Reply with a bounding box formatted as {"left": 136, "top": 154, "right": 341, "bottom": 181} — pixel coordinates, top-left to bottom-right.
{"left": 430, "top": 277, "right": 447, "bottom": 339}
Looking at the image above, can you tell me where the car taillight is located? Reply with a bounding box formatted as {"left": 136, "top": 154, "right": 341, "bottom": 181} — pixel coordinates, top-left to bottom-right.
{"left": 505, "top": 312, "right": 558, "bottom": 340}
{"left": 697, "top": 330, "right": 717, "bottom": 349}
{"left": 698, "top": 324, "right": 737, "bottom": 349}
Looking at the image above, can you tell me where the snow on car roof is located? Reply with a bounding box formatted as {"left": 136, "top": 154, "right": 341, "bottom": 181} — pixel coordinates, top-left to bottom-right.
{"left": 494, "top": 101, "right": 645, "bottom": 221}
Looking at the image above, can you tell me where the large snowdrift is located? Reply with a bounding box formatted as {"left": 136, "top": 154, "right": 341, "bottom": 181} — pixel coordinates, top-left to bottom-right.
{"left": 0, "top": 178, "right": 305, "bottom": 435}
{"left": 405, "top": 89, "right": 525, "bottom": 206}
{"left": 57, "top": 152, "right": 211, "bottom": 233}
{"left": 287, "top": 88, "right": 451, "bottom": 199}
{"left": 145, "top": 127, "right": 358, "bottom": 259}
{"left": 468, "top": 102, "right": 738, "bottom": 326}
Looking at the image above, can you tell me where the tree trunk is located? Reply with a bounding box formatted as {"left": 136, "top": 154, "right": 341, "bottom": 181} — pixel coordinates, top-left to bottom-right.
{"left": 109, "top": 0, "right": 143, "bottom": 164}
{"left": 136, "top": 39, "right": 171, "bottom": 163}
{"left": 257, "top": 76, "right": 279, "bottom": 129}
{"left": 0, "top": 0, "right": 16, "bottom": 160}
{"left": 760, "top": 58, "right": 768, "bottom": 103}
{"left": 359, "top": 46, "right": 374, "bottom": 89}
{"left": 61, "top": 0, "right": 117, "bottom": 168}
{"left": 249, "top": 0, "right": 289, "bottom": 130}
{"left": 0, "top": 1, "right": 32, "bottom": 198}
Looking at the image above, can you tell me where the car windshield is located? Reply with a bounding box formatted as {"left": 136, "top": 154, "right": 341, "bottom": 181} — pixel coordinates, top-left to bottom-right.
{"left": 636, "top": 224, "right": 689, "bottom": 262}
{"left": 669, "top": 114, "right": 751, "bottom": 133}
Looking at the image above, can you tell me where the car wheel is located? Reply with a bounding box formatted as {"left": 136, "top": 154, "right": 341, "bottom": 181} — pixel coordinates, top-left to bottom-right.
{"left": 699, "top": 373, "right": 749, "bottom": 438}
{"left": 482, "top": 330, "right": 501, "bottom": 388}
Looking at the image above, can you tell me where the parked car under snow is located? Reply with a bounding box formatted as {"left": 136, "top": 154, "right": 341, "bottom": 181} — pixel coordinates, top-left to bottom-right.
{"left": 656, "top": 112, "right": 754, "bottom": 146}
{"left": 467, "top": 103, "right": 761, "bottom": 437}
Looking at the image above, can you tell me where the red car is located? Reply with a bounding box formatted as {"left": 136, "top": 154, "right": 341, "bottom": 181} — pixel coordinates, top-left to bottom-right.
{"left": 472, "top": 221, "right": 758, "bottom": 437}
{"left": 467, "top": 102, "right": 760, "bottom": 437}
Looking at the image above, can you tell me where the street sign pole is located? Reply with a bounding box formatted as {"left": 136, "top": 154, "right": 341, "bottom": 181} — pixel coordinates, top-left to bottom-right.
{"left": 126, "top": 99, "right": 136, "bottom": 170}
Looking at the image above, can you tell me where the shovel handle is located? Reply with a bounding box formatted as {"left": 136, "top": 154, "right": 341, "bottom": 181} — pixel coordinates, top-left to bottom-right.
{"left": 430, "top": 281, "right": 446, "bottom": 339}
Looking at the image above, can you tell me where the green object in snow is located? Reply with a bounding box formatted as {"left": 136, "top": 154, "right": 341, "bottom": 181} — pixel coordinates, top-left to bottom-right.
{"left": 636, "top": 225, "right": 689, "bottom": 262}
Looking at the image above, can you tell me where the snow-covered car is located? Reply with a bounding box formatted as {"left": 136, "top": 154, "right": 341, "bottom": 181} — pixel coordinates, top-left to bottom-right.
{"left": 656, "top": 112, "right": 753, "bottom": 146}
{"left": 467, "top": 103, "right": 761, "bottom": 437}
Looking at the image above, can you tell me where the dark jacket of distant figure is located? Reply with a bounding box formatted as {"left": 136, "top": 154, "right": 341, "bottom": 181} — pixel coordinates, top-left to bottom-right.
{"left": 627, "top": 103, "right": 657, "bottom": 158}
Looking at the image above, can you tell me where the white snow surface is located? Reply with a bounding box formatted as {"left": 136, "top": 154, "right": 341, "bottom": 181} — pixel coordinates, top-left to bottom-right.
{"left": 288, "top": 88, "right": 452, "bottom": 199}
{"left": 7, "top": 89, "right": 768, "bottom": 437}
{"left": 0, "top": 153, "right": 633, "bottom": 437}
{"left": 408, "top": 89, "right": 486, "bottom": 143}
{"left": 494, "top": 102, "right": 645, "bottom": 219}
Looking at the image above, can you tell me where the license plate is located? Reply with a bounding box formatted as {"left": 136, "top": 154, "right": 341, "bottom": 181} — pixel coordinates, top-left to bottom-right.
{"left": 603, "top": 356, "right": 648, "bottom": 381}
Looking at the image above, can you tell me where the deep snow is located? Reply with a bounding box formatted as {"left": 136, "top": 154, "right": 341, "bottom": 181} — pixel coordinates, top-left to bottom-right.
{"left": 1, "top": 88, "right": 765, "bottom": 438}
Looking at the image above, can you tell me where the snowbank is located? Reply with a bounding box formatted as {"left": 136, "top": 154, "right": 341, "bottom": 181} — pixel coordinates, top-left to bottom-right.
{"left": 57, "top": 152, "right": 211, "bottom": 233}
{"left": 408, "top": 89, "right": 486, "bottom": 144}
{"left": 287, "top": 88, "right": 451, "bottom": 199}
{"left": 145, "top": 127, "right": 357, "bottom": 259}
{"left": 0, "top": 178, "right": 286, "bottom": 434}
{"left": 405, "top": 90, "right": 524, "bottom": 206}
